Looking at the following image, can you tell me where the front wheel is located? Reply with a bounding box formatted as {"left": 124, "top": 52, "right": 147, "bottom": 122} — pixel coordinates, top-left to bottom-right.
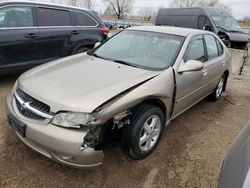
{"left": 208, "top": 75, "right": 226, "bottom": 101}
{"left": 122, "top": 104, "right": 165, "bottom": 160}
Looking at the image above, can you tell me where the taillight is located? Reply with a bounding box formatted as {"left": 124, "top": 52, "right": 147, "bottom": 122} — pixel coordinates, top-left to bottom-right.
{"left": 100, "top": 27, "right": 109, "bottom": 35}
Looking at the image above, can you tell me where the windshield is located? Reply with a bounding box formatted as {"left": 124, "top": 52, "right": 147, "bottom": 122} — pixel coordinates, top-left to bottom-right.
{"left": 90, "top": 30, "right": 185, "bottom": 70}
{"left": 211, "top": 15, "right": 241, "bottom": 32}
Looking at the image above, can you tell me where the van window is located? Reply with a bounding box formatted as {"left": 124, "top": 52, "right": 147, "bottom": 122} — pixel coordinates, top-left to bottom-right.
{"left": 38, "top": 8, "right": 71, "bottom": 26}
{"left": 197, "top": 16, "right": 206, "bottom": 29}
{"left": 197, "top": 16, "right": 212, "bottom": 30}
{"left": 156, "top": 15, "right": 196, "bottom": 28}
{"left": 184, "top": 35, "right": 205, "bottom": 62}
{"left": 0, "top": 6, "right": 33, "bottom": 28}
{"left": 72, "top": 12, "right": 97, "bottom": 26}
{"left": 204, "top": 35, "right": 219, "bottom": 60}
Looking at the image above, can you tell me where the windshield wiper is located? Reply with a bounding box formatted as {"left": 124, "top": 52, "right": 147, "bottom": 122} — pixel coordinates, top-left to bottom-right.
{"left": 216, "top": 25, "right": 229, "bottom": 32}
{"left": 92, "top": 53, "right": 113, "bottom": 61}
{"left": 113, "top": 59, "right": 138, "bottom": 68}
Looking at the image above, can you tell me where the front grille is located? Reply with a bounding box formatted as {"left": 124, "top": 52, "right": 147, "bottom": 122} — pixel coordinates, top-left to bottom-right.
{"left": 14, "top": 89, "right": 52, "bottom": 120}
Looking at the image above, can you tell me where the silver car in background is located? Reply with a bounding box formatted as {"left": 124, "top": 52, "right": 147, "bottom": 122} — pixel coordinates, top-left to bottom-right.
{"left": 6, "top": 26, "right": 231, "bottom": 168}
{"left": 218, "top": 121, "right": 250, "bottom": 188}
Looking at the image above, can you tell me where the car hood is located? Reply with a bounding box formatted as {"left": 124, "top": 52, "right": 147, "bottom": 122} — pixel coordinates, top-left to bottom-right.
{"left": 225, "top": 31, "right": 248, "bottom": 42}
{"left": 18, "top": 54, "right": 160, "bottom": 113}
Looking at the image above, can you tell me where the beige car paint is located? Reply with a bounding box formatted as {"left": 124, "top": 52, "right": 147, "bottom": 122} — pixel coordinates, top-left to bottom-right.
{"left": 6, "top": 26, "right": 231, "bottom": 168}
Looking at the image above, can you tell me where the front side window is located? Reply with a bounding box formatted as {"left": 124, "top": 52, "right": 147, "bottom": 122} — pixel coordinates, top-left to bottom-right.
{"left": 89, "top": 30, "right": 185, "bottom": 70}
{"left": 72, "top": 12, "right": 96, "bottom": 26}
{"left": 184, "top": 35, "right": 205, "bottom": 62}
{"left": 38, "top": 8, "right": 71, "bottom": 26}
{"left": 204, "top": 35, "right": 219, "bottom": 60}
{"left": 197, "top": 16, "right": 206, "bottom": 29}
{"left": 197, "top": 16, "right": 212, "bottom": 30}
{"left": 0, "top": 6, "right": 33, "bottom": 28}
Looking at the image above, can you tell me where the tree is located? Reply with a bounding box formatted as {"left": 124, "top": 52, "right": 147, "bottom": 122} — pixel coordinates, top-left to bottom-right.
{"left": 83, "top": 0, "right": 95, "bottom": 9}
{"left": 102, "top": 0, "right": 134, "bottom": 19}
{"left": 170, "top": 0, "right": 231, "bottom": 13}
{"left": 197, "top": 0, "right": 232, "bottom": 13}
{"left": 139, "top": 7, "right": 156, "bottom": 21}
{"left": 170, "top": 0, "right": 198, "bottom": 8}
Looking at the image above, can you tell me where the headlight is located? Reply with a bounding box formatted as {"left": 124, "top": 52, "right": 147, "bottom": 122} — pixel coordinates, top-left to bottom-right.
{"left": 51, "top": 112, "right": 98, "bottom": 129}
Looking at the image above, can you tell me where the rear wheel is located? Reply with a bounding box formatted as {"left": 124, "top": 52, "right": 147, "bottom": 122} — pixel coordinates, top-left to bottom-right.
{"left": 122, "top": 104, "right": 165, "bottom": 159}
{"left": 208, "top": 75, "right": 226, "bottom": 101}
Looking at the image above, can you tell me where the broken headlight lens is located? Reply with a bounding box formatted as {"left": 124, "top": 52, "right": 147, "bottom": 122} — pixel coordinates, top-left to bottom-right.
{"left": 51, "top": 112, "right": 97, "bottom": 129}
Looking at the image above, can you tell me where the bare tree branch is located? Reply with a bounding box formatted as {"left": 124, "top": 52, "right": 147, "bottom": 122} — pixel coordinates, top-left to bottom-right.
{"left": 103, "top": 0, "right": 134, "bottom": 19}
{"left": 139, "top": 7, "right": 156, "bottom": 21}
{"left": 83, "top": 0, "right": 95, "bottom": 9}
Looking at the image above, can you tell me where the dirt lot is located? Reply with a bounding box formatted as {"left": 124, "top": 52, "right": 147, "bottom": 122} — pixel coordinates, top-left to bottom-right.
{"left": 0, "top": 62, "right": 250, "bottom": 188}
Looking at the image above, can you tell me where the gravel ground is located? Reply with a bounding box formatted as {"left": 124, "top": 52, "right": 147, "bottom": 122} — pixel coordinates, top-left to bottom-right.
{"left": 0, "top": 62, "right": 250, "bottom": 188}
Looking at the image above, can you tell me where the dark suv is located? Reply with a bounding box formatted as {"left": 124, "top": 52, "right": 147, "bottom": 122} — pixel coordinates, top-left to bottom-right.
{"left": 0, "top": 1, "right": 109, "bottom": 74}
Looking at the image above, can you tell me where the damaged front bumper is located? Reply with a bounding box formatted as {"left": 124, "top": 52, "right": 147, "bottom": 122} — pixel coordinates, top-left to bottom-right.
{"left": 6, "top": 93, "right": 104, "bottom": 168}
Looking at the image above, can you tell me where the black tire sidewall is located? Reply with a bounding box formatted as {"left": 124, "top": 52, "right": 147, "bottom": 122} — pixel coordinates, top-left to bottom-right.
{"left": 215, "top": 75, "right": 225, "bottom": 100}
{"left": 124, "top": 105, "right": 165, "bottom": 159}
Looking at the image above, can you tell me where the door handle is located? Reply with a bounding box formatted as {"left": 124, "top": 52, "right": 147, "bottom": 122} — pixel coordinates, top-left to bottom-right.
{"left": 202, "top": 69, "right": 208, "bottom": 76}
{"left": 222, "top": 61, "right": 226, "bottom": 66}
{"left": 71, "top": 30, "right": 79, "bottom": 35}
{"left": 25, "top": 33, "right": 38, "bottom": 38}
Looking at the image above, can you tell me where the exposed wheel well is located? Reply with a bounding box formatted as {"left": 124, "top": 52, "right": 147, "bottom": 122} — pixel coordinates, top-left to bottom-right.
{"left": 72, "top": 44, "right": 94, "bottom": 55}
{"left": 132, "top": 99, "right": 167, "bottom": 122}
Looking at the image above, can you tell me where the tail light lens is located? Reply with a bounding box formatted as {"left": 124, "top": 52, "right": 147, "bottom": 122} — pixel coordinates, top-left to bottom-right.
{"left": 100, "top": 27, "right": 109, "bottom": 35}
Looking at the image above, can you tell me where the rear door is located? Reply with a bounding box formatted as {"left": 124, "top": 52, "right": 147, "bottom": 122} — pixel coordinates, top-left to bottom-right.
{"left": 202, "top": 34, "right": 224, "bottom": 93}
{"left": 0, "top": 5, "right": 40, "bottom": 70}
{"left": 37, "top": 7, "right": 73, "bottom": 61}
{"left": 70, "top": 11, "right": 102, "bottom": 51}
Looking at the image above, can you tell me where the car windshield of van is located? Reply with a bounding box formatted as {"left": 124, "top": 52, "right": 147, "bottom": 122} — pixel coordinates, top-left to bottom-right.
{"left": 211, "top": 15, "right": 242, "bottom": 32}
{"left": 89, "top": 30, "right": 185, "bottom": 70}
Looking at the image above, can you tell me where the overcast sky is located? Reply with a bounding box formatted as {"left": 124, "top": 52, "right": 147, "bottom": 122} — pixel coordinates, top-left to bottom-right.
{"left": 94, "top": 0, "right": 250, "bottom": 19}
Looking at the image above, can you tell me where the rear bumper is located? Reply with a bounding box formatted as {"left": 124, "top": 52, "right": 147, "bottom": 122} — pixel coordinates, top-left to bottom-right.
{"left": 6, "top": 93, "right": 104, "bottom": 168}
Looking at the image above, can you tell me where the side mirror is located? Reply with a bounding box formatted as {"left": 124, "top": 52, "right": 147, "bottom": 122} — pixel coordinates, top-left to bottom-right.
{"left": 107, "top": 33, "right": 112, "bottom": 38}
{"left": 203, "top": 25, "right": 213, "bottom": 32}
{"left": 94, "top": 42, "right": 101, "bottom": 48}
{"left": 178, "top": 60, "right": 204, "bottom": 73}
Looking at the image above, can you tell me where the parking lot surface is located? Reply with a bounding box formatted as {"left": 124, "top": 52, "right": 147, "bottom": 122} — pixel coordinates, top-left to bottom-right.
{"left": 0, "top": 63, "right": 250, "bottom": 188}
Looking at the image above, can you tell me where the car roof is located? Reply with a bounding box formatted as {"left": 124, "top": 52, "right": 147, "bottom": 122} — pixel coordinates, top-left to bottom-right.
{"left": 128, "top": 26, "right": 211, "bottom": 37}
{"left": 0, "top": 1, "right": 91, "bottom": 12}
{"left": 157, "top": 7, "right": 231, "bottom": 17}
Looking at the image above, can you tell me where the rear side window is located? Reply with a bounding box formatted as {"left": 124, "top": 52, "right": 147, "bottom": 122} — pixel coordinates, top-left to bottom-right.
{"left": 204, "top": 35, "right": 219, "bottom": 60}
{"left": 216, "top": 39, "right": 224, "bottom": 56}
{"left": 0, "top": 6, "right": 33, "bottom": 28}
{"left": 184, "top": 35, "right": 205, "bottom": 62}
{"left": 38, "top": 8, "right": 71, "bottom": 26}
{"left": 72, "top": 12, "right": 97, "bottom": 26}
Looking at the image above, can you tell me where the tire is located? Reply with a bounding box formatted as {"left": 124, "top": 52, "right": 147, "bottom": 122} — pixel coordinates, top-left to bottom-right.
{"left": 122, "top": 104, "right": 165, "bottom": 160}
{"left": 73, "top": 47, "right": 91, "bottom": 54}
{"left": 208, "top": 75, "right": 226, "bottom": 101}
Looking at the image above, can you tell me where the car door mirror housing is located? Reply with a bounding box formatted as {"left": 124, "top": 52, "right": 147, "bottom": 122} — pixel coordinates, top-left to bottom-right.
{"left": 94, "top": 42, "right": 101, "bottom": 48}
{"left": 203, "top": 25, "right": 213, "bottom": 32}
{"left": 178, "top": 60, "right": 204, "bottom": 73}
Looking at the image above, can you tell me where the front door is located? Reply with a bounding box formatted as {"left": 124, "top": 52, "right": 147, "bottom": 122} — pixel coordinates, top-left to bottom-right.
{"left": 0, "top": 6, "right": 40, "bottom": 70}
{"left": 173, "top": 35, "right": 207, "bottom": 116}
